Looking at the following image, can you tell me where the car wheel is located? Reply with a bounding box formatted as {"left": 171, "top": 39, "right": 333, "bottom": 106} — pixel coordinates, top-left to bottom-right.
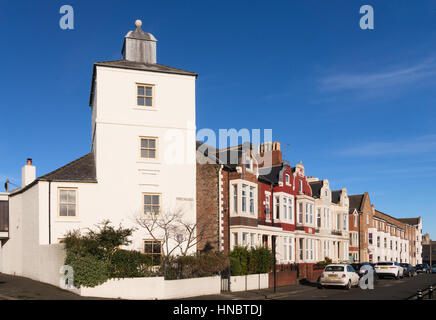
{"left": 345, "top": 280, "right": 351, "bottom": 290}
{"left": 318, "top": 283, "right": 323, "bottom": 289}
{"left": 395, "top": 273, "right": 399, "bottom": 280}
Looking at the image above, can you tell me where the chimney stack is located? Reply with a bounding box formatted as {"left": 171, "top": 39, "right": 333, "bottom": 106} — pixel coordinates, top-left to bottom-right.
{"left": 256, "top": 141, "right": 283, "bottom": 167}
{"left": 122, "top": 20, "right": 157, "bottom": 64}
{"left": 22, "top": 158, "right": 36, "bottom": 187}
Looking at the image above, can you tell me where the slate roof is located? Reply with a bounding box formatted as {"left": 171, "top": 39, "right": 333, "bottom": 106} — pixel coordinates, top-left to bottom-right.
{"left": 258, "top": 165, "right": 283, "bottom": 184}
{"left": 331, "top": 190, "right": 342, "bottom": 204}
{"left": 38, "top": 153, "right": 97, "bottom": 183}
{"left": 349, "top": 194, "right": 364, "bottom": 214}
{"left": 94, "top": 60, "right": 198, "bottom": 77}
{"left": 309, "top": 181, "right": 323, "bottom": 198}
{"left": 397, "top": 217, "right": 420, "bottom": 226}
{"left": 10, "top": 153, "right": 97, "bottom": 196}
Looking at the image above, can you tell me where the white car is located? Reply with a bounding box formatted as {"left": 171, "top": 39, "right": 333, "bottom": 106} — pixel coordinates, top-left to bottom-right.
{"left": 374, "top": 262, "right": 404, "bottom": 279}
{"left": 318, "top": 264, "right": 360, "bottom": 290}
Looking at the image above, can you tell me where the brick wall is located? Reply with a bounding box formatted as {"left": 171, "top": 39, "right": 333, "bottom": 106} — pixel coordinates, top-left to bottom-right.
{"left": 196, "top": 162, "right": 221, "bottom": 252}
{"left": 268, "top": 264, "right": 298, "bottom": 287}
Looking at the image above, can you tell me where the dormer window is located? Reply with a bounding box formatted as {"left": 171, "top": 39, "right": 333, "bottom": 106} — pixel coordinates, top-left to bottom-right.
{"left": 325, "top": 190, "right": 328, "bottom": 197}
{"left": 137, "top": 84, "right": 154, "bottom": 107}
{"left": 299, "top": 180, "right": 303, "bottom": 193}
{"left": 285, "top": 174, "right": 290, "bottom": 184}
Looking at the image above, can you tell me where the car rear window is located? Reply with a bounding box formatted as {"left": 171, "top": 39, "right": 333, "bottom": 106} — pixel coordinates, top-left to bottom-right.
{"left": 325, "top": 266, "right": 344, "bottom": 272}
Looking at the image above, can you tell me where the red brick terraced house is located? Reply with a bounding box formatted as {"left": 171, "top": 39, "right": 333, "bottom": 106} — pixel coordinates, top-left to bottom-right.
{"left": 196, "top": 141, "right": 352, "bottom": 265}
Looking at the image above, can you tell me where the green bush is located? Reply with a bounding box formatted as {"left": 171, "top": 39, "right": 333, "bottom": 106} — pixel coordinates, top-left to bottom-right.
{"left": 229, "top": 246, "right": 274, "bottom": 276}
{"left": 65, "top": 252, "right": 110, "bottom": 288}
{"left": 165, "top": 252, "right": 229, "bottom": 280}
{"left": 110, "top": 249, "right": 154, "bottom": 278}
{"left": 63, "top": 221, "right": 151, "bottom": 287}
{"left": 248, "top": 247, "right": 274, "bottom": 274}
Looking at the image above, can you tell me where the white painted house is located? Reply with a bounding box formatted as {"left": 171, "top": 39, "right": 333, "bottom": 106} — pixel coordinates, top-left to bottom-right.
{"left": 0, "top": 20, "right": 198, "bottom": 284}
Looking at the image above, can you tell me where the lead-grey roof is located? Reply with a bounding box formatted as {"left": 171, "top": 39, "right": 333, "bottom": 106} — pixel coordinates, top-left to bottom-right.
{"left": 38, "top": 153, "right": 97, "bottom": 183}
{"left": 10, "top": 153, "right": 97, "bottom": 196}
{"left": 331, "top": 190, "right": 342, "bottom": 204}
{"left": 94, "top": 60, "right": 198, "bottom": 77}
{"left": 309, "top": 181, "right": 323, "bottom": 199}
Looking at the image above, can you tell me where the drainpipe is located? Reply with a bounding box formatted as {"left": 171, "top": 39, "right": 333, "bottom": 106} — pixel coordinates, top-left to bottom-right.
{"left": 48, "top": 180, "right": 52, "bottom": 244}
{"left": 358, "top": 212, "right": 361, "bottom": 263}
{"left": 227, "top": 167, "right": 231, "bottom": 291}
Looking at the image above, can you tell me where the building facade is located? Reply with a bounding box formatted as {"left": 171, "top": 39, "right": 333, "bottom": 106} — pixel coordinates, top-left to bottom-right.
{"left": 0, "top": 21, "right": 198, "bottom": 278}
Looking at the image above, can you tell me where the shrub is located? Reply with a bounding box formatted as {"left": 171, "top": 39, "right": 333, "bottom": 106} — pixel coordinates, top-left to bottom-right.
{"left": 63, "top": 221, "right": 142, "bottom": 287}
{"left": 229, "top": 247, "right": 249, "bottom": 276}
{"left": 165, "top": 252, "right": 229, "bottom": 280}
{"left": 248, "top": 247, "right": 274, "bottom": 274}
{"left": 229, "top": 246, "right": 274, "bottom": 276}
{"left": 65, "top": 252, "right": 110, "bottom": 288}
{"left": 110, "top": 249, "right": 154, "bottom": 278}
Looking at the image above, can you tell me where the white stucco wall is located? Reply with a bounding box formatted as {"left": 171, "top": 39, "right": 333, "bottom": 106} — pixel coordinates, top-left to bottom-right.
{"left": 230, "top": 273, "right": 269, "bottom": 292}
{"left": 79, "top": 276, "right": 220, "bottom": 299}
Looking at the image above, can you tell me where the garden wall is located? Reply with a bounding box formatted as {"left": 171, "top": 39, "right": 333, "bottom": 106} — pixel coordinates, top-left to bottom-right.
{"left": 79, "top": 275, "right": 221, "bottom": 299}
{"left": 229, "top": 273, "right": 269, "bottom": 292}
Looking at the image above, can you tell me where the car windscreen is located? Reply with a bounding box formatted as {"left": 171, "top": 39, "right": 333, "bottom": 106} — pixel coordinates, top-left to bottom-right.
{"left": 325, "top": 266, "right": 344, "bottom": 272}
{"left": 376, "top": 262, "right": 393, "bottom": 266}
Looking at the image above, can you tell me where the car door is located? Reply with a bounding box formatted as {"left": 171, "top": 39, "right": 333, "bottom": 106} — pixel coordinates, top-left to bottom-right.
{"left": 348, "top": 266, "right": 358, "bottom": 285}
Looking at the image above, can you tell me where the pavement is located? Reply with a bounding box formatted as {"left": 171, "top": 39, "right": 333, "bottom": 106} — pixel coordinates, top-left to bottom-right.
{"left": 1, "top": 271, "right": 435, "bottom": 300}
{"left": 0, "top": 273, "right": 97, "bottom": 300}
{"left": 188, "top": 273, "right": 436, "bottom": 300}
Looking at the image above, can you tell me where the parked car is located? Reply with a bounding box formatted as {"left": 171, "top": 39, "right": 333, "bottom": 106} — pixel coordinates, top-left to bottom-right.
{"left": 351, "top": 262, "right": 377, "bottom": 280}
{"left": 374, "top": 262, "right": 404, "bottom": 279}
{"left": 432, "top": 265, "right": 436, "bottom": 274}
{"left": 319, "top": 264, "right": 360, "bottom": 290}
{"left": 415, "top": 263, "right": 431, "bottom": 274}
{"left": 400, "top": 263, "right": 416, "bottom": 277}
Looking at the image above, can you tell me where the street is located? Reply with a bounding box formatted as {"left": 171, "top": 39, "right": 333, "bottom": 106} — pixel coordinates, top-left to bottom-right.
{"left": 188, "top": 274, "right": 436, "bottom": 300}
{"left": 0, "top": 272, "right": 435, "bottom": 300}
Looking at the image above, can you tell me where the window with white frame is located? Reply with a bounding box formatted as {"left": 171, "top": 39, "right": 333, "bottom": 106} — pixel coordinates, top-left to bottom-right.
{"left": 233, "top": 185, "right": 238, "bottom": 213}
{"left": 275, "top": 196, "right": 280, "bottom": 220}
{"left": 298, "top": 202, "right": 303, "bottom": 224}
{"left": 310, "top": 203, "right": 313, "bottom": 224}
{"left": 250, "top": 233, "right": 255, "bottom": 248}
{"left": 289, "top": 237, "right": 293, "bottom": 261}
{"left": 323, "top": 208, "right": 327, "bottom": 228}
{"left": 283, "top": 237, "right": 288, "bottom": 261}
{"left": 265, "top": 193, "right": 271, "bottom": 220}
{"left": 299, "top": 238, "right": 304, "bottom": 260}
{"left": 283, "top": 198, "right": 287, "bottom": 220}
{"left": 59, "top": 188, "right": 77, "bottom": 217}
{"left": 299, "top": 180, "right": 303, "bottom": 193}
{"left": 285, "top": 174, "right": 290, "bottom": 184}
{"left": 241, "top": 185, "right": 247, "bottom": 212}
{"left": 317, "top": 209, "right": 321, "bottom": 228}
{"left": 305, "top": 203, "right": 309, "bottom": 223}
{"left": 288, "top": 197, "right": 293, "bottom": 223}
{"left": 343, "top": 214, "right": 347, "bottom": 230}
{"left": 249, "top": 187, "right": 255, "bottom": 215}
{"left": 242, "top": 233, "right": 248, "bottom": 246}
{"left": 354, "top": 214, "right": 357, "bottom": 227}
{"left": 337, "top": 214, "right": 340, "bottom": 230}
{"left": 233, "top": 233, "right": 238, "bottom": 248}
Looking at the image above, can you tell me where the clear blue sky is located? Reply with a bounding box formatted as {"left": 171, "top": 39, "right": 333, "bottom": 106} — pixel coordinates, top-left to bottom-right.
{"left": 1, "top": 1, "right": 435, "bottom": 237}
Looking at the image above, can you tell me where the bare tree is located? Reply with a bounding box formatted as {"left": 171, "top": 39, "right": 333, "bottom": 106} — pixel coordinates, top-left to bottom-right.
{"left": 134, "top": 207, "right": 216, "bottom": 259}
